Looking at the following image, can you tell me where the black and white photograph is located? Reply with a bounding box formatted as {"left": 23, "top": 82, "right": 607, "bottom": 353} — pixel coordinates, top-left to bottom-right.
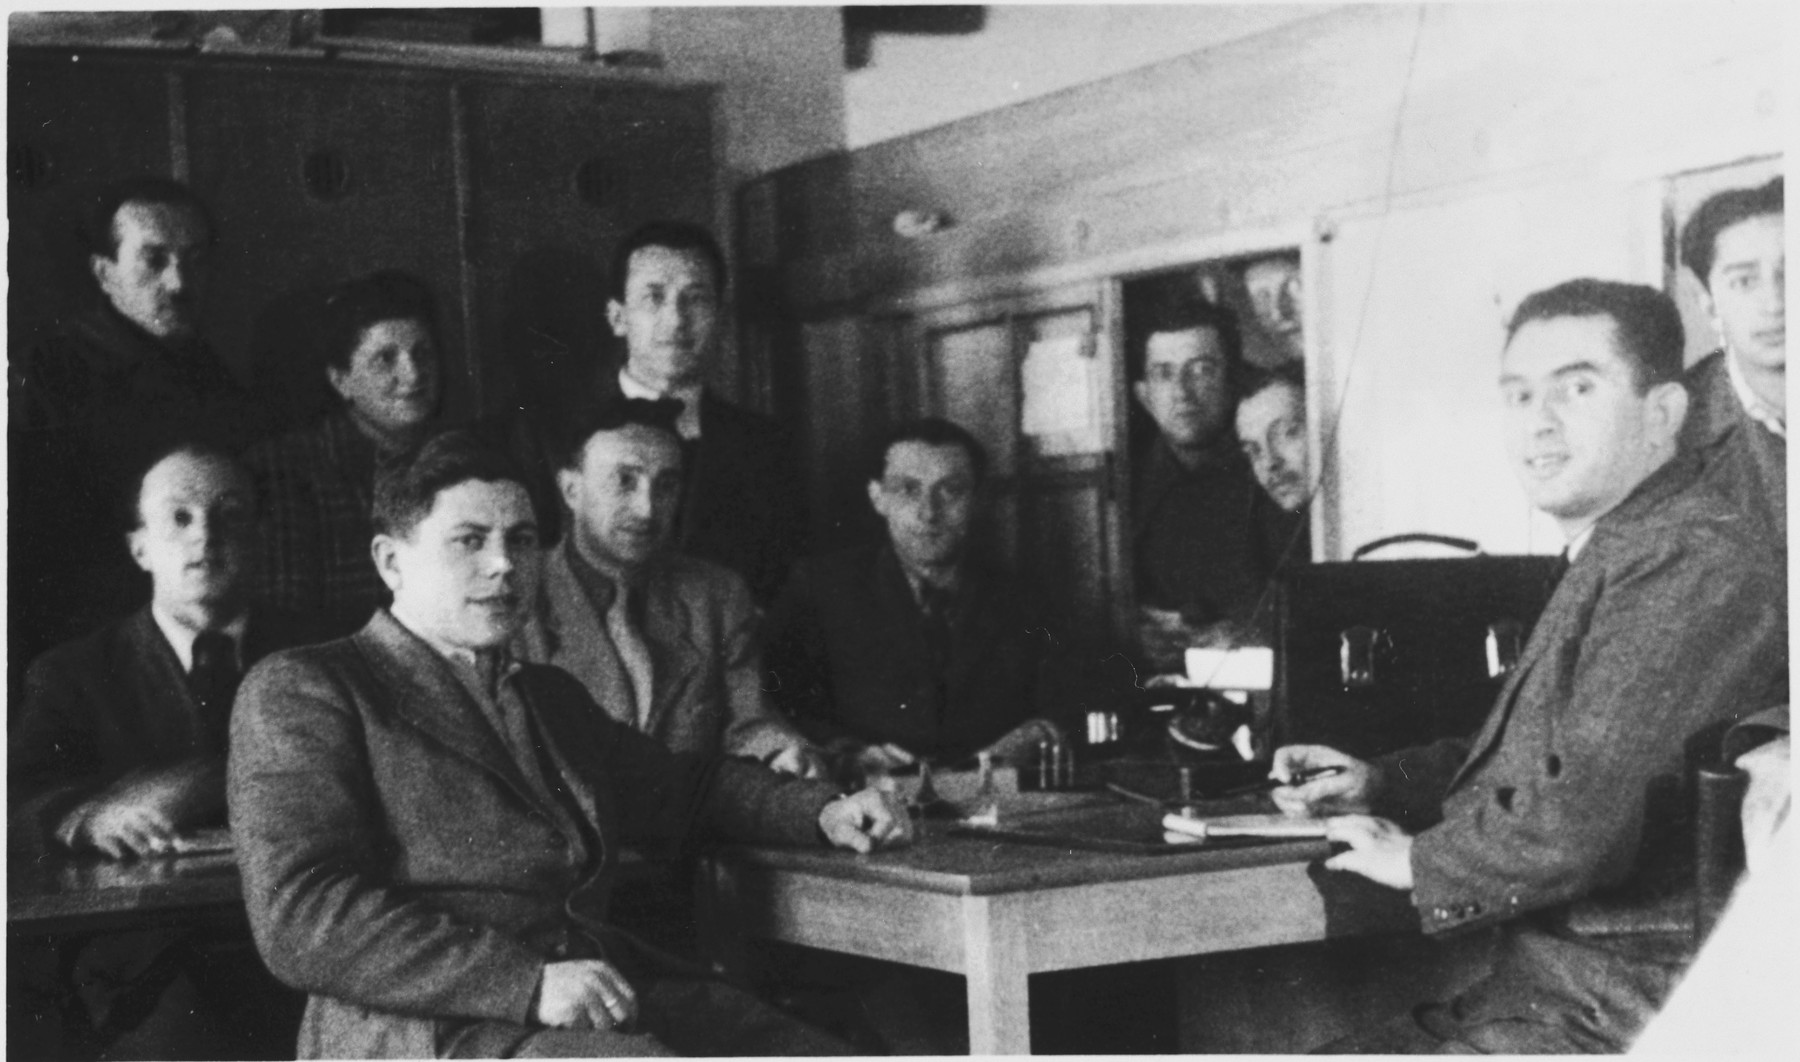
{"left": 5, "top": 3, "right": 1788, "bottom": 1058}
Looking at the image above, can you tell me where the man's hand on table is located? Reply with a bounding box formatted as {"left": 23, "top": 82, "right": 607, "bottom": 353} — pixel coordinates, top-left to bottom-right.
{"left": 1323, "top": 814, "right": 1414, "bottom": 890}
{"left": 56, "top": 759, "right": 225, "bottom": 859}
{"left": 764, "top": 741, "right": 833, "bottom": 781}
{"left": 819, "top": 787, "right": 913, "bottom": 853}
{"left": 853, "top": 741, "right": 918, "bottom": 775}
{"left": 536, "top": 958, "right": 639, "bottom": 1030}
{"left": 1270, "top": 744, "right": 1379, "bottom": 817}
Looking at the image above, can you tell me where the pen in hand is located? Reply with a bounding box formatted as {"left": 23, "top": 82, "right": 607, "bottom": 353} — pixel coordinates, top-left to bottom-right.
{"left": 1214, "top": 764, "right": 1347, "bottom": 798}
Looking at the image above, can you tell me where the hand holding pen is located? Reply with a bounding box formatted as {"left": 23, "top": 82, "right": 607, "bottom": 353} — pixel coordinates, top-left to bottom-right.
{"left": 1268, "top": 745, "right": 1379, "bottom": 817}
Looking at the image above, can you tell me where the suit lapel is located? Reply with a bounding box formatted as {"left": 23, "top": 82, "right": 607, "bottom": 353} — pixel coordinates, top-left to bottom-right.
{"left": 533, "top": 544, "right": 638, "bottom": 729}
{"left": 122, "top": 607, "right": 208, "bottom": 750}
{"left": 871, "top": 547, "right": 930, "bottom": 662}
{"left": 356, "top": 612, "right": 546, "bottom": 813}
{"left": 944, "top": 566, "right": 1005, "bottom": 696}
{"left": 639, "top": 564, "right": 701, "bottom": 740}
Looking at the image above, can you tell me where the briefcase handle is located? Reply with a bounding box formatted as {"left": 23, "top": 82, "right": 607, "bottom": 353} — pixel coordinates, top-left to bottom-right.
{"left": 1351, "top": 533, "right": 1480, "bottom": 561}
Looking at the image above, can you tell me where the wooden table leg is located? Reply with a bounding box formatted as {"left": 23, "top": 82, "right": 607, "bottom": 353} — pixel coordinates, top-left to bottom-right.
{"left": 960, "top": 895, "right": 1032, "bottom": 1055}
{"left": 693, "top": 857, "right": 749, "bottom": 985}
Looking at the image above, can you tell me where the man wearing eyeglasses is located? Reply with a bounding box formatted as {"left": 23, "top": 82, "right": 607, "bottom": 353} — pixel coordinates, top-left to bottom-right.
{"left": 763, "top": 418, "right": 1063, "bottom": 782}
{"left": 1130, "top": 298, "right": 1274, "bottom": 670}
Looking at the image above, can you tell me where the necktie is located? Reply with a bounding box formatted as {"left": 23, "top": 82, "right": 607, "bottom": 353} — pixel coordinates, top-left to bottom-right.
{"left": 189, "top": 630, "right": 241, "bottom": 738}
{"left": 606, "top": 583, "right": 655, "bottom": 729}
{"left": 918, "top": 582, "right": 954, "bottom": 678}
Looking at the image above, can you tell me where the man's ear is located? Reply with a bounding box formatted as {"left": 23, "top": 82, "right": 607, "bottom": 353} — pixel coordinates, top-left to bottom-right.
{"left": 1132, "top": 379, "right": 1152, "bottom": 413}
{"left": 606, "top": 299, "right": 627, "bottom": 338}
{"left": 556, "top": 467, "right": 582, "bottom": 515}
{"left": 866, "top": 478, "right": 886, "bottom": 515}
{"left": 1646, "top": 380, "right": 1691, "bottom": 445}
{"left": 126, "top": 528, "right": 151, "bottom": 574}
{"left": 371, "top": 535, "right": 404, "bottom": 593}
{"left": 90, "top": 253, "right": 115, "bottom": 292}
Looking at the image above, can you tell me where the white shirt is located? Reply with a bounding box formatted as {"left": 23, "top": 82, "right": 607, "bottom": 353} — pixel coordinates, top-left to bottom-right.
{"left": 150, "top": 604, "right": 248, "bottom": 674}
{"left": 1564, "top": 524, "right": 1596, "bottom": 562}
{"left": 1725, "top": 348, "right": 1785, "bottom": 439}
{"left": 618, "top": 367, "right": 703, "bottom": 440}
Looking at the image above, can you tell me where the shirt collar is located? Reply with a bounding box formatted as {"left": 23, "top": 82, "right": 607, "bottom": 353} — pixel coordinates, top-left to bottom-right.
{"left": 1563, "top": 524, "right": 1597, "bottom": 562}
{"left": 150, "top": 605, "right": 249, "bottom": 673}
{"left": 618, "top": 367, "right": 703, "bottom": 440}
{"left": 893, "top": 552, "right": 962, "bottom": 609}
{"left": 389, "top": 605, "right": 522, "bottom": 695}
{"left": 562, "top": 539, "right": 643, "bottom": 614}
{"left": 1725, "top": 349, "right": 1785, "bottom": 438}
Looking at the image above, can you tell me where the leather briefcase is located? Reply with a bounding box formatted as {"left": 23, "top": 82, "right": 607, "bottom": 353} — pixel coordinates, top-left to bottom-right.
{"left": 1272, "top": 534, "right": 1562, "bottom": 760}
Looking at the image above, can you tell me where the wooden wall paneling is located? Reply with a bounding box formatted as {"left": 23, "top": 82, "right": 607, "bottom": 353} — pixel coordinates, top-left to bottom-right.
{"left": 770, "top": 2, "right": 1778, "bottom": 310}
{"left": 464, "top": 79, "right": 713, "bottom": 416}
{"left": 1016, "top": 466, "right": 1111, "bottom": 648}
{"left": 8, "top": 54, "right": 174, "bottom": 348}
{"left": 926, "top": 318, "right": 1016, "bottom": 478}
{"left": 797, "top": 314, "right": 888, "bottom": 552}
{"left": 183, "top": 65, "right": 467, "bottom": 427}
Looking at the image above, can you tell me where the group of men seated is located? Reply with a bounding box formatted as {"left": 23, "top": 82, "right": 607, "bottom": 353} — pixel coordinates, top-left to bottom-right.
{"left": 5, "top": 169, "right": 1787, "bottom": 1058}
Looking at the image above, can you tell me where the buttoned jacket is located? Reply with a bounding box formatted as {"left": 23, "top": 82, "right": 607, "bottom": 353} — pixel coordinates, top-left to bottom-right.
{"left": 1379, "top": 454, "right": 1787, "bottom": 939}
{"left": 518, "top": 540, "right": 811, "bottom": 762}
{"left": 227, "top": 610, "right": 838, "bottom": 1059}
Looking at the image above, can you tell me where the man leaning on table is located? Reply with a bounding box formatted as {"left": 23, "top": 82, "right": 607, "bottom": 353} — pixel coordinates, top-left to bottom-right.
{"left": 9, "top": 442, "right": 312, "bottom": 1059}
{"left": 227, "top": 428, "right": 909, "bottom": 1059}
{"left": 518, "top": 395, "right": 826, "bottom": 777}
{"left": 1270, "top": 279, "right": 1787, "bottom": 1053}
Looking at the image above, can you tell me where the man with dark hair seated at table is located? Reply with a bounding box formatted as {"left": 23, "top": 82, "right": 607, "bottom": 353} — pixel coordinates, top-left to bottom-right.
{"left": 763, "top": 417, "right": 1069, "bottom": 782}
{"left": 519, "top": 396, "right": 826, "bottom": 776}
{"left": 227, "top": 429, "right": 909, "bottom": 1059}
{"left": 1271, "top": 279, "right": 1787, "bottom": 1054}
{"left": 9, "top": 443, "right": 313, "bottom": 1060}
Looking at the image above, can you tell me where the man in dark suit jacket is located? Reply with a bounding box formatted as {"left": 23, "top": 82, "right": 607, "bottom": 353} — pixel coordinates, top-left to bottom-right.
{"left": 1271, "top": 280, "right": 1788, "bottom": 1053}
{"left": 227, "top": 429, "right": 907, "bottom": 1059}
{"left": 9, "top": 443, "right": 311, "bottom": 1059}
{"left": 1129, "top": 297, "right": 1272, "bottom": 670}
{"left": 518, "top": 398, "right": 824, "bottom": 775}
{"left": 483, "top": 222, "right": 804, "bottom": 603}
{"left": 9, "top": 178, "right": 264, "bottom": 681}
{"left": 1676, "top": 175, "right": 1784, "bottom": 547}
{"left": 764, "top": 418, "right": 1068, "bottom": 779}
{"left": 602, "top": 221, "right": 806, "bottom": 604}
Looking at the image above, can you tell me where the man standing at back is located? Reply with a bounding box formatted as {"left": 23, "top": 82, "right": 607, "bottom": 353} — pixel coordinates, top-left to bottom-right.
{"left": 603, "top": 220, "right": 805, "bottom": 604}
{"left": 10, "top": 177, "right": 261, "bottom": 669}
{"left": 1271, "top": 279, "right": 1787, "bottom": 1053}
{"left": 1130, "top": 298, "right": 1270, "bottom": 669}
{"left": 1677, "top": 175, "right": 1784, "bottom": 546}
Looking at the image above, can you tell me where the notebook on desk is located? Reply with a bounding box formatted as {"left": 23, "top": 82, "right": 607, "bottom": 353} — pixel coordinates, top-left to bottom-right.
{"left": 950, "top": 795, "right": 1287, "bottom": 856}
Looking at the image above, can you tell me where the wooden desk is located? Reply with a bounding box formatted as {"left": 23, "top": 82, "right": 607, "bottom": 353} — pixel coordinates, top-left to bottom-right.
{"left": 699, "top": 801, "right": 1405, "bottom": 1055}
{"left": 9, "top": 850, "right": 244, "bottom": 937}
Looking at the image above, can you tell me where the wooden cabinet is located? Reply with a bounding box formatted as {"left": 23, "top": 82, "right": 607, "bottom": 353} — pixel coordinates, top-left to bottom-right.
{"left": 7, "top": 56, "right": 173, "bottom": 348}
{"left": 184, "top": 65, "right": 469, "bottom": 422}
{"left": 7, "top": 47, "right": 713, "bottom": 428}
